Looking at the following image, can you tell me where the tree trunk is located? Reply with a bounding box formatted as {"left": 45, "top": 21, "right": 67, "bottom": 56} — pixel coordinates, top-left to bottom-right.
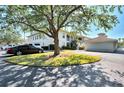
{"left": 53, "top": 32, "right": 60, "bottom": 56}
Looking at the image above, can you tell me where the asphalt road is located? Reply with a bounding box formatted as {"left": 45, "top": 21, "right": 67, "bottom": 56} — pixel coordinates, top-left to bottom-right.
{"left": 0, "top": 50, "right": 124, "bottom": 87}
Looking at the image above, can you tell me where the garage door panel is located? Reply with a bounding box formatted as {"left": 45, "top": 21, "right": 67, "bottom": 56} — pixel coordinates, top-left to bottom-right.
{"left": 86, "top": 42, "right": 115, "bottom": 52}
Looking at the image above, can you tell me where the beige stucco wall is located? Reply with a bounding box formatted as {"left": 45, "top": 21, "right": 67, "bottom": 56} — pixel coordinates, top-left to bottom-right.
{"left": 85, "top": 42, "right": 116, "bottom": 52}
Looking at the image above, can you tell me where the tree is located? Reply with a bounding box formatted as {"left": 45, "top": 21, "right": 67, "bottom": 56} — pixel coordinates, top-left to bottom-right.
{"left": 118, "top": 38, "right": 124, "bottom": 47}
{"left": 0, "top": 28, "right": 22, "bottom": 45}
{"left": 0, "top": 5, "right": 123, "bottom": 56}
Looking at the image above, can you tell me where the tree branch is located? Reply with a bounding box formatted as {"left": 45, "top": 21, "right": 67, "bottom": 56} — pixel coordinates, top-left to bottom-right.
{"left": 44, "top": 13, "right": 56, "bottom": 34}
{"left": 50, "top": 5, "right": 54, "bottom": 21}
{"left": 14, "top": 20, "right": 53, "bottom": 38}
{"left": 57, "top": 5, "right": 82, "bottom": 31}
{"left": 57, "top": 11, "right": 61, "bottom": 29}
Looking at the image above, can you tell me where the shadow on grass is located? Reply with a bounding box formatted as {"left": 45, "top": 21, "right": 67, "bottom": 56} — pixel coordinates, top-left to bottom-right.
{"left": 5, "top": 54, "right": 52, "bottom": 66}
{"left": 0, "top": 60, "right": 123, "bottom": 87}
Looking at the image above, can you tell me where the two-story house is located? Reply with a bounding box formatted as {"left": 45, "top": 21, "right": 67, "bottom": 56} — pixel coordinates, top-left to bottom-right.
{"left": 27, "top": 30, "right": 74, "bottom": 49}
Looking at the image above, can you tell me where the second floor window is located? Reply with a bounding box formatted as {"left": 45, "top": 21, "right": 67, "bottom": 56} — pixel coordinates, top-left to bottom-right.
{"left": 37, "top": 35, "right": 39, "bottom": 39}
{"left": 33, "top": 36, "right": 34, "bottom": 40}
{"left": 39, "top": 34, "right": 42, "bottom": 39}
{"left": 35, "top": 36, "right": 37, "bottom": 40}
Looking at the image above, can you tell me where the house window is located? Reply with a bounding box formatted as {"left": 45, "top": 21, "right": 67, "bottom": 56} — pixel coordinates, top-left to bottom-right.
{"left": 35, "top": 35, "right": 38, "bottom": 40}
{"left": 33, "top": 36, "right": 34, "bottom": 40}
{"left": 67, "top": 42, "right": 70, "bottom": 47}
{"left": 63, "top": 34, "right": 65, "bottom": 38}
{"left": 39, "top": 34, "right": 42, "bottom": 39}
{"left": 37, "top": 35, "right": 39, "bottom": 39}
{"left": 35, "top": 35, "right": 37, "bottom": 40}
{"left": 34, "top": 36, "right": 35, "bottom": 40}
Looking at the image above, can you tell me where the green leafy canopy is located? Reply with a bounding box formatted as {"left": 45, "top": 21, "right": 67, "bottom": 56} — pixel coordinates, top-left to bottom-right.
{"left": 0, "top": 5, "right": 123, "bottom": 37}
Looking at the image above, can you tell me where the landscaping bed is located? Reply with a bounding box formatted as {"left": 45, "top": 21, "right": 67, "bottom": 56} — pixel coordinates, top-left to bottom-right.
{"left": 6, "top": 51, "right": 101, "bottom": 67}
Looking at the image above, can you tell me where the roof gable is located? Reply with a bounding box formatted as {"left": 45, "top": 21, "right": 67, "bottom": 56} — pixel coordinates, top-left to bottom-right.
{"left": 85, "top": 33, "right": 117, "bottom": 43}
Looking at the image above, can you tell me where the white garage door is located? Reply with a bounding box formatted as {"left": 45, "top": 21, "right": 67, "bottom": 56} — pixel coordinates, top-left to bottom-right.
{"left": 86, "top": 42, "right": 115, "bottom": 52}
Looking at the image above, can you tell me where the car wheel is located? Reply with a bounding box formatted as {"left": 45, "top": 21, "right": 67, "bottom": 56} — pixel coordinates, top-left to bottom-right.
{"left": 16, "top": 51, "right": 22, "bottom": 55}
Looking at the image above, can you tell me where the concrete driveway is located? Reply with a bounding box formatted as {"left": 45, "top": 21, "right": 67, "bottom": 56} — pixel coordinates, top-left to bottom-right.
{"left": 0, "top": 50, "right": 124, "bottom": 87}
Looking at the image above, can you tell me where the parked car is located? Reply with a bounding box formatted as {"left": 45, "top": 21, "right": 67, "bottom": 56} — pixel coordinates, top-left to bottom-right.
{"left": 29, "top": 43, "right": 42, "bottom": 49}
{"left": 116, "top": 48, "right": 124, "bottom": 53}
{"left": 2, "top": 45, "right": 16, "bottom": 50}
{"left": 34, "top": 43, "right": 41, "bottom": 49}
{"left": 7, "top": 44, "right": 44, "bottom": 55}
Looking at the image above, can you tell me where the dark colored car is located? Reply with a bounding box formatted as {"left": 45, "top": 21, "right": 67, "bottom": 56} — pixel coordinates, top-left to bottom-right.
{"left": 7, "top": 44, "right": 44, "bottom": 55}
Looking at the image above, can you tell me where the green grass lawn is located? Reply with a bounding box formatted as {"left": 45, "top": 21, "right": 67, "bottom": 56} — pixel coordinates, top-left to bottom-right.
{"left": 6, "top": 50, "right": 101, "bottom": 67}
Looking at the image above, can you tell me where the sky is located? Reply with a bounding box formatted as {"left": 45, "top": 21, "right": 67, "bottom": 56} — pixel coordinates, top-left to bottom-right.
{"left": 84, "top": 8, "right": 124, "bottom": 39}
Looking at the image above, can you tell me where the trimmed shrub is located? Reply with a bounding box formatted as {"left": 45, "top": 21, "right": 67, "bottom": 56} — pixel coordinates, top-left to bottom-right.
{"left": 42, "top": 46, "right": 49, "bottom": 50}
{"left": 79, "top": 46, "right": 85, "bottom": 50}
{"left": 62, "top": 46, "right": 75, "bottom": 50}
{"left": 47, "top": 54, "right": 101, "bottom": 66}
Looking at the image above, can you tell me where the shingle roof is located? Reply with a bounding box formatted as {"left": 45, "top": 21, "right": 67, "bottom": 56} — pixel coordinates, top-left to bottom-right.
{"left": 85, "top": 33, "right": 117, "bottom": 43}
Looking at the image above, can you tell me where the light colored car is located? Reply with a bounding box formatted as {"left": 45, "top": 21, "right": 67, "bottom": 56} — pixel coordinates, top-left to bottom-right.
{"left": 2, "top": 45, "right": 16, "bottom": 50}
{"left": 116, "top": 48, "right": 124, "bottom": 53}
